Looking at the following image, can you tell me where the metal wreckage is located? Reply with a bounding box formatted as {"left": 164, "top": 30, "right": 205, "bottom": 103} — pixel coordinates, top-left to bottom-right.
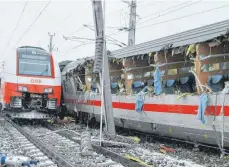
{"left": 59, "top": 19, "right": 229, "bottom": 151}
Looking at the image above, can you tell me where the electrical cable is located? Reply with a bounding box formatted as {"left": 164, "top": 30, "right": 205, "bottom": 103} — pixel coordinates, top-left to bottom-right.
{"left": 137, "top": 4, "right": 229, "bottom": 30}
{"left": 139, "top": 1, "right": 192, "bottom": 21}
{"left": 107, "top": 0, "right": 192, "bottom": 36}
{"left": 15, "top": 0, "right": 51, "bottom": 46}
{"left": 137, "top": 0, "right": 202, "bottom": 26}
{"left": 1, "top": 0, "right": 28, "bottom": 59}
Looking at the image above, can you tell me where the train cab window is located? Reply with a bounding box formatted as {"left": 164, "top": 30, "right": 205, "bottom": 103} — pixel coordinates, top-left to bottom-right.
{"left": 18, "top": 54, "right": 52, "bottom": 76}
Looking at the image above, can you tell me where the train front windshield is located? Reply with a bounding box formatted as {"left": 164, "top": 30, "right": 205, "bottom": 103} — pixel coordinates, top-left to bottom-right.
{"left": 18, "top": 53, "right": 52, "bottom": 77}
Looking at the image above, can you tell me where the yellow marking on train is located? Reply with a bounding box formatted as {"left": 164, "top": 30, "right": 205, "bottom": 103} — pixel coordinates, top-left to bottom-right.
{"left": 124, "top": 154, "right": 153, "bottom": 167}
{"left": 204, "top": 133, "right": 208, "bottom": 138}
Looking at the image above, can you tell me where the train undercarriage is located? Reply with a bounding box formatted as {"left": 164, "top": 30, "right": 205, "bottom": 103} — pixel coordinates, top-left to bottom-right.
{"left": 2, "top": 92, "right": 59, "bottom": 119}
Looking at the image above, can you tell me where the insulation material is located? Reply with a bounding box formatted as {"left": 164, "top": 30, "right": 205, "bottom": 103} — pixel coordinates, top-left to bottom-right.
{"left": 154, "top": 52, "right": 166, "bottom": 64}
{"left": 172, "top": 47, "right": 185, "bottom": 56}
{"left": 196, "top": 43, "right": 210, "bottom": 57}
{"left": 186, "top": 44, "right": 196, "bottom": 56}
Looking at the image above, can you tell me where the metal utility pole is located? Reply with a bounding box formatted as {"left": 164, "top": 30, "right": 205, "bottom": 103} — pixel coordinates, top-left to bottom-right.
{"left": 92, "top": 0, "right": 116, "bottom": 138}
{"left": 122, "top": 0, "right": 137, "bottom": 46}
{"left": 48, "top": 32, "right": 55, "bottom": 53}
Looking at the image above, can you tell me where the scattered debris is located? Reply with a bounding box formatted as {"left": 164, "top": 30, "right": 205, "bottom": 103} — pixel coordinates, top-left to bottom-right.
{"left": 159, "top": 144, "right": 175, "bottom": 153}
{"left": 80, "top": 130, "right": 93, "bottom": 156}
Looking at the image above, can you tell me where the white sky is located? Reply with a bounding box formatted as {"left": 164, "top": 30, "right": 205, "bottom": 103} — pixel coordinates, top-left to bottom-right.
{"left": 0, "top": 0, "right": 229, "bottom": 63}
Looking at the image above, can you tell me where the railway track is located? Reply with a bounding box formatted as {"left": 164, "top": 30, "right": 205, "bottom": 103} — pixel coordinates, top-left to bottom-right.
{"left": 50, "top": 122, "right": 229, "bottom": 167}
{"left": 3, "top": 114, "right": 229, "bottom": 167}
{"left": 2, "top": 116, "right": 147, "bottom": 167}
{"left": 0, "top": 117, "right": 57, "bottom": 167}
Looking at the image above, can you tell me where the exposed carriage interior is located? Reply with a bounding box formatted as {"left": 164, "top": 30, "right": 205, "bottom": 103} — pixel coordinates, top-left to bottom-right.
{"left": 61, "top": 31, "right": 229, "bottom": 97}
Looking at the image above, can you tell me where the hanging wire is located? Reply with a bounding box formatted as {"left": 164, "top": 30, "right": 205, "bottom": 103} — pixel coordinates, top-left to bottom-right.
{"left": 1, "top": 0, "right": 28, "bottom": 59}
{"left": 15, "top": 0, "right": 51, "bottom": 46}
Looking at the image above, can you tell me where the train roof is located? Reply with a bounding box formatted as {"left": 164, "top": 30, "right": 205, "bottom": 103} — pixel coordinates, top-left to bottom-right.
{"left": 17, "top": 46, "right": 49, "bottom": 55}
{"left": 58, "top": 60, "right": 73, "bottom": 67}
{"left": 61, "top": 57, "right": 94, "bottom": 75}
{"left": 111, "top": 19, "right": 229, "bottom": 58}
{"left": 61, "top": 19, "right": 229, "bottom": 74}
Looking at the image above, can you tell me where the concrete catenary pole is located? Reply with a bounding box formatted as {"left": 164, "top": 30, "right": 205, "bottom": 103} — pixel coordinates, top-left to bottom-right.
{"left": 127, "top": 0, "right": 136, "bottom": 46}
{"left": 91, "top": 0, "right": 116, "bottom": 137}
{"left": 48, "top": 32, "right": 55, "bottom": 53}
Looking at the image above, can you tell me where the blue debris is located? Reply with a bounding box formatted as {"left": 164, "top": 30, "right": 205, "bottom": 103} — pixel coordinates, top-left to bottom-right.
{"left": 135, "top": 93, "right": 144, "bottom": 112}
{"left": 133, "top": 81, "right": 144, "bottom": 88}
{"left": 0, "top": 153, "right": 6, "bottom": 165}
{"left": 166, "top": 80, "right": 175, "bottom": 87}
{"left": 135, "top": 86, "right": 148, "bottom": 112}
{"left": 154, "top": 67, "right": 162, "bottom": 95}
{"left": 197, "top": 93, "right": 208, "bottom": 124}
{"left": 111, "top": 82, "right": 118, "bottom": 89}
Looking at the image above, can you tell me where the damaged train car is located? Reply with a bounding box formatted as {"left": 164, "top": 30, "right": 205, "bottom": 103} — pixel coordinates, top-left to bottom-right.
{"left": 61, "top": 19, "right": 229, "bottom": 148}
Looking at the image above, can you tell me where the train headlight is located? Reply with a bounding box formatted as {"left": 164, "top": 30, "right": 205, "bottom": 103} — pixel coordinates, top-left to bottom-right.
{"left": 44, "top": 88, "right": 53, "bottom": 93}
{"left": 18, "top": 86, "right": 28, "bottom": 92}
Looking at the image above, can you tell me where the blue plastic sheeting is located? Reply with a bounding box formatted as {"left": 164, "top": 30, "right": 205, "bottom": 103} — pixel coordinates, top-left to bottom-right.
{"left": 180, "top": 77, "right": 189, "bottom": 85}
{"left": 197, "top": 93, "right": 208, "bottom": 124}
{"left": 135, "top": 94, "right": 144, "bottom": 112}
{"left": 211, "top": 75, "right": 223, "bottom": 84}
{"left": 111, "top": 82, "right": 118, "bottom": 89}
{"left": 133, "top": 81, "right": 144, "bottom": 88}
{"left": 166, "top": 80, "right": 175, "bottom": 87}
{"left": 154, "top": 67, "right": 162, "bottom": 95}
{"left": 0, "top": 153, "right": 6, "bottom": 165}
{"left": 135, "top": 86, "right": 148, "bottom": 112}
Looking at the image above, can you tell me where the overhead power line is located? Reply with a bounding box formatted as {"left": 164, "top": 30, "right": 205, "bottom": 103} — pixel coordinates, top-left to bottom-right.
{"left": 82, "top": 24, "right": 127, "bottom": 46}
{"left": 137, "top": 4, "right": 229, "bottom": 29}
{"left": 138, "top": 1, "right": 192, "bottom": 22}
{"left": 106, "top": 1, "right": 196, "bottom": 39}
{"left": 1, "top": 0, "right": 28, "bottom": 58}
{"left": 15, "top": 0, "right": 51, "bottom": 46}
{"left": 137, "top": 0, "right": 202, "bottom": 26}
{"left": 62, "top": 42, "right": 94, "bottom": 56}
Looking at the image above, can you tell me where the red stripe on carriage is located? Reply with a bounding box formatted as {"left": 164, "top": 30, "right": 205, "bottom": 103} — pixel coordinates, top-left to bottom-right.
{"left": 64, "top": 99, "right": 229, "bottom": 116}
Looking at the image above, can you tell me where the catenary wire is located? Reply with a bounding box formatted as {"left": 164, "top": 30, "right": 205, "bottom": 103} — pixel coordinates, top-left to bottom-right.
{"left": 15, "top": 0, "right": 51, "bottom": 46}
{"left": 137, "top": 4, "right": 229, "bottom": 29}
{"left": 137, "top": 0, "right": 202, "bottom": 26}
{"left": 1, "top": 0, "right": 28, "bottom": 59}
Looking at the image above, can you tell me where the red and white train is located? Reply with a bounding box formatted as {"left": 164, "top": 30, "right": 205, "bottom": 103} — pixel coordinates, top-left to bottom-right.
{"left": 60, "top": 19, "right": 229, "bottom": 148}
{"left": 0, "top": 46, "right": 61, "bottom": 119}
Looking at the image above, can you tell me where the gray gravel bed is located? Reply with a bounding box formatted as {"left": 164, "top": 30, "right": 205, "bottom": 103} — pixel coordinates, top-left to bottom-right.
{"left": 0, "top": 120, "right": 57, "bottom": 167}
{"left": 50, "top": 123, "right": 229, "bottom": 167}
{"left": 22, "top": 125, "right": 123, "bottom": 167}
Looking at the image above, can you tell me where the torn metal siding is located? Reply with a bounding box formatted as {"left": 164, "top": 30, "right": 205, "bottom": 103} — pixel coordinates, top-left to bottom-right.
{"left": 62, "top": 57, "right": 94, "bottom": 75}
{"left": 111, "top": 19, "right": 229, "bottom": 58}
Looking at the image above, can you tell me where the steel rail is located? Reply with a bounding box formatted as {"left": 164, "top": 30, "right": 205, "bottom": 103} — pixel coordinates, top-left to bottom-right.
{"left": 46, "top": 125, "right": 147, "bottom": 167}
{"left": 4, "top": 116, "right": 75, "bottom": 167}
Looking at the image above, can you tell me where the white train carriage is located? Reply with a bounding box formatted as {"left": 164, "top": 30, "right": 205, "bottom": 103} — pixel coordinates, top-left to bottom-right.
{"left": 0, "top": 46, "right": 61, "bottom": 119}
{"left": 61, "top": 19, "right": 229, "bottom": 148}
